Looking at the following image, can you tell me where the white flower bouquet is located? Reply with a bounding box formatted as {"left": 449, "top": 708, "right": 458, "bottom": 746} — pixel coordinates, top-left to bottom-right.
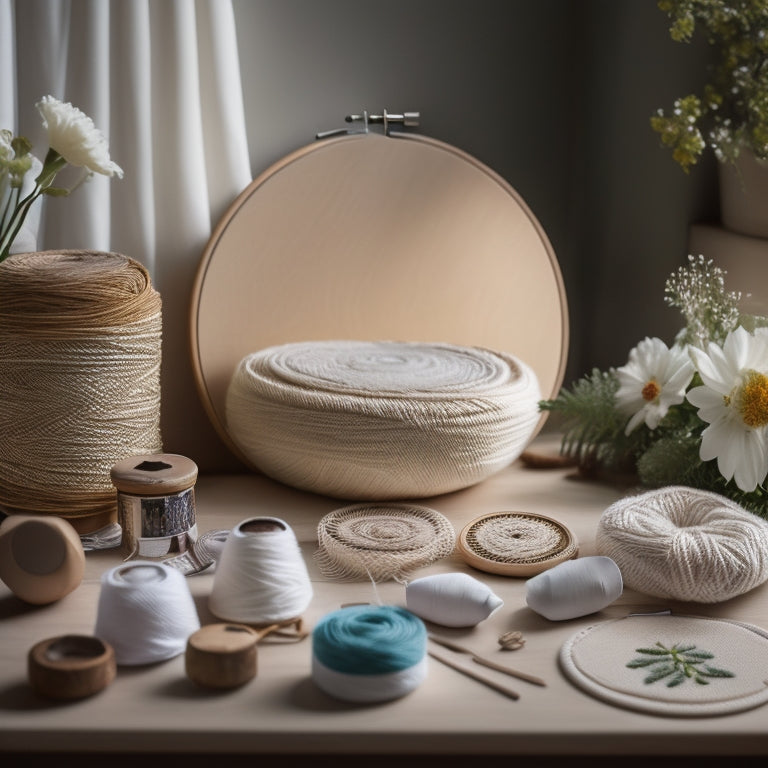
{"left": 540, "top": 255, "right": 768, "bottom": 516}
{"left": 0, "top": 95, "right": 122, "bottom": 262}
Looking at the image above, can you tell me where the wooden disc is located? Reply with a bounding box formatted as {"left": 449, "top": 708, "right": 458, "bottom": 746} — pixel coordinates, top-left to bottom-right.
{"left": 28, "top": 635, "right": 116, "bottom": 700}
{"left": 0, "top": 515, "right": 85, "bottom": 605}
{"left": 185, "top": 623, "right": 259, "bottom": 689}
{"left": 457, "top": 511, "right": 578, "bottom": 577}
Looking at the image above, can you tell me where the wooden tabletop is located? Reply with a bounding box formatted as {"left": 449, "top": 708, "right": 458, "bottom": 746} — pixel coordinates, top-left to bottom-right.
{"left": 2, "top": 434, "right": 768, "bottom": 759}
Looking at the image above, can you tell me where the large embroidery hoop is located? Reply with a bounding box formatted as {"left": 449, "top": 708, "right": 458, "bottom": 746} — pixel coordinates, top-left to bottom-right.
{"left": 560, "top": 613, "right": 768, "bottom": 717}
{"left": 190, "top": 129, "right": 568, "bottom": 463}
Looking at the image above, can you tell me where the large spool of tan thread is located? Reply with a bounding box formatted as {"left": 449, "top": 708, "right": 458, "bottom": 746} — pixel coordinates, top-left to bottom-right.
{"left": 0, "top": 251, "right": 163, "bottom": 534}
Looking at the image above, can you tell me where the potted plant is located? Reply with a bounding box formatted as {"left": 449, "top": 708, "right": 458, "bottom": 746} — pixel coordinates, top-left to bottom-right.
{"left": 650, "top": 0, "right": 768, "bottom": 237}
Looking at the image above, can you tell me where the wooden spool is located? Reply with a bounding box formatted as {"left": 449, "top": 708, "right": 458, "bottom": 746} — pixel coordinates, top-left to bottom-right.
{"left": 185, "top": 623, "right": 260, "bottom": 689}
{"left": 28, "top": 635, "right": 116, "bottom": 699}
{"left": 110, "top": 453, "right": 199, "bottom": 560}
{"left": 0, "top": 515, "right": 85, "bottom": 604}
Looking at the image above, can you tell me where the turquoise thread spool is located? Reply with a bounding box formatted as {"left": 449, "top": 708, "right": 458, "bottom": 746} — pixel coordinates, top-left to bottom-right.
{"left": 311, "top": 604, "right": 427, "bottom": 703}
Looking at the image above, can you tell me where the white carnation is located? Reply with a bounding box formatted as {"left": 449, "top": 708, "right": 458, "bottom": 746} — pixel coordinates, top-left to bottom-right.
{"left": 36, "top": 95, "right": 123, "bottom": 178}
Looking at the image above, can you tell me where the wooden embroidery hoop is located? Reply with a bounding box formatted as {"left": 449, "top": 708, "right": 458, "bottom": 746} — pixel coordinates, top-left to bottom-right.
{"left": 190, "top": 130, "right": 569, "bottom": 464}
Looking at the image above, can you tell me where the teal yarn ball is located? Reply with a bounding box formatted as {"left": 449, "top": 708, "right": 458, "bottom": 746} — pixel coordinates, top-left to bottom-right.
{"left": 311, "top": 605, "right": 428, "bottom": 702}
{"left": 313, "top": 604, "right": 426, "bottom": 674}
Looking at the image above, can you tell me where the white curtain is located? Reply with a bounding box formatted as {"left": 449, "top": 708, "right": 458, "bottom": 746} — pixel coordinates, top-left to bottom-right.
{"left": 1, "top": 0, "right": 253, "bottom": 469}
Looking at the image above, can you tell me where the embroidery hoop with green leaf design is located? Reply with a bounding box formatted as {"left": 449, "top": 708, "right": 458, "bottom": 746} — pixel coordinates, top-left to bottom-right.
{"left": 559, "top": 614, "right": 768, "bottom": 716}
{"left": 626, "top": 641, "right": 735, "bottom": 688}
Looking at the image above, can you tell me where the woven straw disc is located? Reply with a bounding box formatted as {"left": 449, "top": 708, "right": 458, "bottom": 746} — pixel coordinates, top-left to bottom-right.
{"left": 458, "top": 511, "right": 578, "bottom": 577}
{"left": 315, "top": 503, "right": 456, "bottom": 582}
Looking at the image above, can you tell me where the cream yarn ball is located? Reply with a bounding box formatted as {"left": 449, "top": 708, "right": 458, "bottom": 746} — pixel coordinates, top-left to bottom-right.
{"left": 596, "top": 486, "right": 768, "bottom": 603}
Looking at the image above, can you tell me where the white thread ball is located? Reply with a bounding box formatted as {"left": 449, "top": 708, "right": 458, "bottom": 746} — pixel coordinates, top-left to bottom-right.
{"left": 596, "top": 486, "right": 768, "bottom": 603}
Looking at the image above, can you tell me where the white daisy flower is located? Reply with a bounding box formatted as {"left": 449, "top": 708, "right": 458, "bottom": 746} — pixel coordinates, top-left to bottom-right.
{"left": 36, "top": 95, "right": 123, "bottom": 178}
{"left": 615, "top": 336, "right": 695, "bottom": 434}
{"left": 687, "top": 326, "right": 768, "bottom": 493}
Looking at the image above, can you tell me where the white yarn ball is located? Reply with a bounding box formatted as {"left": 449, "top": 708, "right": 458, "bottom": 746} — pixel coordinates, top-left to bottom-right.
{"left": 596, "top": 486, "right": 768, "bottom": 603}
{"left": 405, "top": 572, "right": 503, "bottom": 627}
{"left": 94, "top": 561, "right": 201, "bottom": 665}
{"left": 525, "top": 556, "right": 623, "bottom": 621}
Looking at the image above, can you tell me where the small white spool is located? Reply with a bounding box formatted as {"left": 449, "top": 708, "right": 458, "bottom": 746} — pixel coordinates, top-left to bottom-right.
{"left": 94, "top": 561, "right": 201, "bottom": 665}
{"left": 405, "top": 572, "right": 503, "bottom": 627}
{"left": 209, "top": 517, "right": 313, "bottom": 626}
{"left": 525, "top": 556, "right": 623, "bottom": 621}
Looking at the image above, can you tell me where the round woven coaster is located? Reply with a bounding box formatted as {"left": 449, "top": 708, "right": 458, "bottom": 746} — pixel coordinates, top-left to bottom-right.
{"left": 457, "top": 511, "right": 577, "bottom": 577}
{"left": 560, "top": 613, "right": 768, "bottom": 717}
{"left": 315, "top": 502, "right": 456, "bottom": 582}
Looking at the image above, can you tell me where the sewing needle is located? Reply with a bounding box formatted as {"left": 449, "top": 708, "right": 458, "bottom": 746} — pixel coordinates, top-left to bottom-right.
{"left": 428, "top": 634, "right": 547, "bottom": 687}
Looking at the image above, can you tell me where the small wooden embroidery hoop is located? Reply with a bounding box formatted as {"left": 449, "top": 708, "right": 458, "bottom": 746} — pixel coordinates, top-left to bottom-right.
{"left": 457, "top": 511, "right": 578, "bottom": 577}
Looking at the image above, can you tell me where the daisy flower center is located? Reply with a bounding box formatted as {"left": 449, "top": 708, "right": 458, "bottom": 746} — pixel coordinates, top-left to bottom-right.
{"left": 737, "top": 370, "right": 768, "bottom": 429}
{"left": 641, "top": 379, "right": 661, "bottom": 403}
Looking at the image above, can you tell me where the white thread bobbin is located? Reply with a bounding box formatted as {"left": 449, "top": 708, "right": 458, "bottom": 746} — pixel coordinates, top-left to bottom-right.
{"left": 596, "top": 486, "right": 768, "bottom": 603}
{"left": 525, "top": 556, "right": 623, "bottom": 621}
{"left": 405, "top": 572, "right": 503, "bottom": 627}
{"left": 0, "top": 514, "right": 85, "bottom": 605}
{"left": 94, "top": 560, "right": 201, "bottom": 665}
{"left": 209, "top": 517, "right": 313, "bottom": 626}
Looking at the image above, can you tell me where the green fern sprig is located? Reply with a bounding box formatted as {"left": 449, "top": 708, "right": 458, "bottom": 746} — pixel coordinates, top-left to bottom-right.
{"left": 627, "top": 641, "right": 734, "bottom": 687}
{"left": 539, "top": 368, "right": 652, "bottom": 475}
{"left": 538, "top": 368, "right": 623, "bottom": 464}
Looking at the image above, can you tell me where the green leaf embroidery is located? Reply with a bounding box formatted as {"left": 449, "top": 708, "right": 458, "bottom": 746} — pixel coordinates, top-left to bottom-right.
{"left": 626, "top": 641, "right": 735, "bottom": 688}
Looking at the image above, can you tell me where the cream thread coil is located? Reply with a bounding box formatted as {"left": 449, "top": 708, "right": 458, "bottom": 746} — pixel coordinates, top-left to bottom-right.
{"left": 596, "top": 485, "right": 768, "bottom": 603}
{"left": 0, "top": 251, "right": 162, "bottom": 530}
{"left": 224, "top": 339, "right": 541, "bottom": 499}
{"left": 314, "top": 502, "right": 456, "bottom": 582}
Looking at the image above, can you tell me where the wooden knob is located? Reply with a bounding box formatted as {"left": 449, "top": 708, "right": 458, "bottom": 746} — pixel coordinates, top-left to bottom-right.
{"left": 110, "top": 453, "right": 198, "bottom": 496}
{"left": 0, "top": 515, "right": 85, "bottom": 604}
{"left": 28, "top": 635, "right": 116, "bottom": 699}
{"left": 185, "top": 623, "right": 259, "bottom": 689}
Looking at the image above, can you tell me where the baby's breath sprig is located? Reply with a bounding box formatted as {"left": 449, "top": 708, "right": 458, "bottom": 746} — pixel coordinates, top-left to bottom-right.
{"left": 664, "top": 254, "right": 741, "bottom": 348}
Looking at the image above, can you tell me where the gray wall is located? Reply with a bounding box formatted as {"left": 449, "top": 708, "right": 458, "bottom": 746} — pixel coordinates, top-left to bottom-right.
{"left": 232, "top": 0, "right": 718, "bottom": 390}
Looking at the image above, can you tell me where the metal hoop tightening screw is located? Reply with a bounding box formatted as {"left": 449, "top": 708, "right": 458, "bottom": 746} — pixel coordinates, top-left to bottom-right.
{"left": 346, "top": 109, "right": 420, "bottom": 134}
